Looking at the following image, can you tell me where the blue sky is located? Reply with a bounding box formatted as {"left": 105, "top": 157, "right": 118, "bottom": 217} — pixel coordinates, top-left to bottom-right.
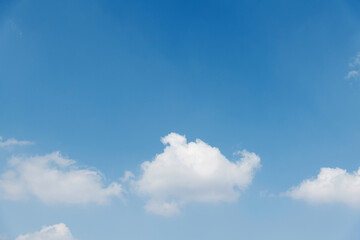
{"left": 1, "top": 0, "right": 360, "bottom": 239}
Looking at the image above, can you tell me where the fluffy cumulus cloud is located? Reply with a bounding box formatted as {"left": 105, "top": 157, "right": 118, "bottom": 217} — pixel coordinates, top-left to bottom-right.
{"left": 0, "top": 136, "right": 33, "bottom": 148}
{"left": 16, "top": 223, "right": 75, "bottom": 240}
{"left": 0, "top": 152, "right": 122, "bottom": 204}
{"left": 133, "top": 133, "right": 261, "bottom": 216}
{"left": 286, "top": 167, "right": 360, "bottom": 207}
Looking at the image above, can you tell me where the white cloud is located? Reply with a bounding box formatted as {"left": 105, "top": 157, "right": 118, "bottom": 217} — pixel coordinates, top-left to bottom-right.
{"left": 133, "top": 133, "right": 261, "bottom": 216}
{"left": 120, "top": 170, "right": 135, "bottom": 182}
{"left": 16, "top": 223, "right": 75, "bottom": 240}
{"left": 345, "top": 70, "right": 359, "bottom": 80}
{"left": 0, "top": 136, "right": 33, "bottom": 148}
{"left": 0, "top": 152, "right": 122, "bottom": 204}
{"left": 286, "top": 167, "right": 360, "bottom": 207}
{"left": 345, "top": 53, "right": 360, "bottom": 81}
{"left": 349, "top": 53, "right": 360, "bottom": 67}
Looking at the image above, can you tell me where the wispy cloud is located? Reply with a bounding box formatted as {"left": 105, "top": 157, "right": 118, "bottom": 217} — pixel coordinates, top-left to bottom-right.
{"left": 345, "top": 53, "right": 360, "bottom": 81}
{"left": 260, "top": 190, "right": 276, "bottom": 198}
{"left": 345, "top": 70, "right": 359, "bottom": 80}
{"left": 0, "top": 136, "right": 33, "bottom": 148}
{"left": 7, "top": 20, "right": 23, "bottom": 38}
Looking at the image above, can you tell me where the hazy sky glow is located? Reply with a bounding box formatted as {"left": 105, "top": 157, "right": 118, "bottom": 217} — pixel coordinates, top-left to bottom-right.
{"left": 1, "top": 0, "right": 360, "bottom": 239}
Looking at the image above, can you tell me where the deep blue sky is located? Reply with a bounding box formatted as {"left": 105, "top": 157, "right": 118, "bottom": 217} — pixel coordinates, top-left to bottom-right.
{"left": 1, "top": 0, "right": 360, "bottom": 239}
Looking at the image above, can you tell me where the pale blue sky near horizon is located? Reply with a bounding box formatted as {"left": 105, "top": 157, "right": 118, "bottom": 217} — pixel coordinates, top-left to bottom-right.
{"left": 1, "top": 0, "right": 360, "bottom": 239}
